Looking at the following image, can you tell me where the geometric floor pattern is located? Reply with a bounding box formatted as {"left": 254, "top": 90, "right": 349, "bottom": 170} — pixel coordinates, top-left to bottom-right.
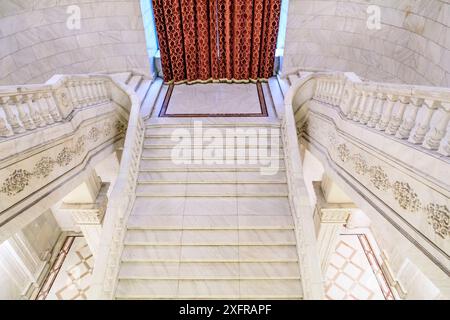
{"left": 36, "top": 236, "right": 93, "bottom": 300}
{"left": 324, "top": 233, "right": 394, "bottom": 300}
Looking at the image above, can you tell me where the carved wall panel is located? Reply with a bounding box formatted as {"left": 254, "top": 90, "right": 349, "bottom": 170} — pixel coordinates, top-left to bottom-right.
{"left": 302, "top": 111, "right": 450, "bottom": 257}
{"left": 0, "top": 117, "right": 125, "bottom": 214}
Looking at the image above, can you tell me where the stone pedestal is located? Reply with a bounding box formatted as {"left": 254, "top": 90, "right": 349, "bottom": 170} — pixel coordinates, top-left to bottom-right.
{"left": 0, "top": 231, "right": 49, "bottom": 299}
{"left": 312, "top": 181, "right": 355, "bottom": 273}
{"left": 60, "top": 173, "right": 109, "bottom": 258}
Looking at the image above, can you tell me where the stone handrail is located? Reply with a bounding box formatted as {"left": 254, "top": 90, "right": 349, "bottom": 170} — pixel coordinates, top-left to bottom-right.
{"left": 89, "top": 82, "right": 145, "bottom": 299}
{"left": 283, "top": 71, "right": 450, "bottom": 298}
{"left": 312, "top": 73, "right": 450, "bottom": 157}
{"left": 280, "top": 81, "right": 325, "bottom": 300}
{"left": 0, "top": 75, "right": 111, "bottom": 138}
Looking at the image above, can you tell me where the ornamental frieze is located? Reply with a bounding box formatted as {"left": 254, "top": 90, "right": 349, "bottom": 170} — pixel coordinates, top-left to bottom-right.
{"left": 302, "top": 115, "right": 449, "bottom": 240}
{"left": 0, "top": 118, "right": 125, "bottom": 200}
{"left": 333, "top": 140, "right": 448, "bottom": 239}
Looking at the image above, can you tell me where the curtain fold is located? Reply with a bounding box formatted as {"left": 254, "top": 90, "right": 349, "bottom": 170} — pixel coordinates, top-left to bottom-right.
{"left": 152, "top": 0, "right": 281, "bottom": 83}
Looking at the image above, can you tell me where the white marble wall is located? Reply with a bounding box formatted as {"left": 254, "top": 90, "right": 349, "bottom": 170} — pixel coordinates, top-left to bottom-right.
{"left": 0, "top": 0, "right": 151, "bottom": 85}
{"left": 22, "top": 210, "right": 61, "bottom": 261}
{"left": 283, "top": 0, "right": 450, "bottom": 87}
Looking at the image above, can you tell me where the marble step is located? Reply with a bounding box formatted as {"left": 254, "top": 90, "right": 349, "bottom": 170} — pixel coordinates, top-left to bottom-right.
{"left": 127, "top": 75, "right": 143, "bottom": 91}
{"left": 121, "top": 245, "right": 298, "bottom": 262}
{"left": 136, "top": 79, "right": 152, "bottom": 104}
{"left": 145, "top": 124, "right": 281, "bottom": 137}
{"left": 145, "top": 117, "right": 280, "bottom": 126}
{"left": 140, "top": 78, "right": 163, "bottom": 118}
{"left": 135, "top": 183, "right": 289, "bottom": 197}
{"left": 118, "top": 262, "right": 300, "bottom": 280}
{"left": 124, "top": 229, "right": 296, "bottom": 246}
{"left": 139, "top": 159, "right": 285, "bottom": 170}
{"left": 146, "top": 123, "right": 281, "bottom": 129}
{"left": 115, "top": 279, "right": 302, "bottom": 299}
{"left": 141, "top": 147, "right": 283, "bottom": 158}
{"left": 137, "top": 170, "right": 287, "bottom": 183}
{"left": 132, "top": 196, "right": 291, "bottom": 216}
{"left": 143, "top": 137, "right": 283, "bottom": 146}
{"left": 127, "top": 215, "right": 295, "bottom": 230}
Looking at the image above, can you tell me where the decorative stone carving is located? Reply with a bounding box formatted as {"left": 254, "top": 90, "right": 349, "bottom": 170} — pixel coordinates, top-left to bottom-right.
{"left": 114, "top": 120, "right": 126, "bottom": 134}
{"left": 426, "top": 204, "right": 449, "bottom": 239}
{"left": 0, "top": 169, "right": 32, "bottom": 196}
{"left": 88, "top": 127, "right": 100, "bottom": 142}
{"left": 337, "top": 144, "right": 350, "bottom": 162}
{"left": 32, "top": 157, "right": 55, "bottom": 178}
{"left": 393, "top": 182, "right": 421, "bottom": 212}
{"left": 0, "top": 118, "right": 122, "bottom": 198}
{"left": 56, "top": 147, "right": 73, "bottom": 166}
{"left": 352, "top": 154, "right": 368, "bottom": 175}
{"left": 369, "top": 166, "right": 390, "bottom": 191}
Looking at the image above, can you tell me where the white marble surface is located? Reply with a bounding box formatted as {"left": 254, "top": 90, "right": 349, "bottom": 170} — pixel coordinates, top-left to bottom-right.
{"left": 45, "top": 237, "right": 93, "bottom": 300}
{"left": 283, "top": 0, "right": 450, "bottom": 87}
{"left": 165, "top": 83, "right": 264, "bottom": 115}
{"left": 324, "top": 232, "right": 388, "bottom": 300}
{"left": 0, "top": 0, "right": 150, "bottom": 85}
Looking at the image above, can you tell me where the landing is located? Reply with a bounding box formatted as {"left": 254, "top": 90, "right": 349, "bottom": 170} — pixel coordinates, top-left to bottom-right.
{"left": 149, "top": 81, "right": 280, "bottom": 121}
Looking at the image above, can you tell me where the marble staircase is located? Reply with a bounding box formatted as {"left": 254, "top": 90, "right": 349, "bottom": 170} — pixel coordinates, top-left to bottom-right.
{"left": 114, "top": 121, "right": 303, "bottom": 299}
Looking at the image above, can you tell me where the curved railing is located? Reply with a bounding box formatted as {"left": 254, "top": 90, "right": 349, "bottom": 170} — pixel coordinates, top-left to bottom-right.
{"left": 309, "top": 72, "right": 450, "bottom": 156}
{"left": 282, "top": 71, "right": 450, "bottom": 298}
{"left": 0, "top": 75, "right": 111, "bottom": 138}
{"left": 89, "top": 80, "right": 145, "bottom": 299}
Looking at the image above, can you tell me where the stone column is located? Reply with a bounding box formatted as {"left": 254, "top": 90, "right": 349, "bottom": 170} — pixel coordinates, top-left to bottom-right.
{"left": 59, "top": 173, "right": 109, "bottom": 258}
{"left": 0, "top": 231, "right": 48, "bottom": 299}
{"left": 312, "top": 180, "right": 355, "bottom": 273}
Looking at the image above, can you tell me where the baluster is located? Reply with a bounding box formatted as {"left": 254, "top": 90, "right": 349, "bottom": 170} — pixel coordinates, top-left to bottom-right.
{"left": 341, "top": 88, "right": 355, "bottom": 115}
{"left": 321, "top": 81, "right": 328, "bottom": 102}
{"left": 396, "top": 97, "right": 424, "bottom": 139}
{"left": 74, "top": 82, "right": 85, "bottom": 108}
{"left": 91, "top": 80, "right": 101, "bottom": 101}
{"left": 353, "top": 90, "right": 368, "bottom": 121}
{"left": 97, "top": 80, "right": 105, "bottom": 101}
{"left": 423, "top": 102, "right": 450, "bottom": 150}
{"left": 409, "top": 100, "right": 438, "bottom": 144}
{"left": 25, "top": 94, "right": 45, "bottom": 128}
{"left": 347, "top": 90, "right": 361, "bottom": 119}
{"left": 367, "top": 93, "right": 386, "bottom": 128}
{"left": 336, "top": 82, "right": 344, "bottom": 105}
{"left": 75, "top": 81, "right": 87, "bottom": 107}
{"left": 67, "top": 81, "right": 80, "bottom": 109}
{"left": 376, "top": 94, "right": 397, "bottom": 131}
{"left": 314, "top": 81, "right": 321, "bottom": 100}
{"left": 84, "top": 81, "right": 93, "bottom": 104}
{"left": 0, "top": 97, "right": 14, "bottom": 137}
{"left": 44, "top": 93, "right": 62, "bottom": 122}
{"left": 361, "top": 92, "right": 377, "bottom": 124}
{"left": 439, "top": 133, "right": 450, "bottom": 156}
{"left": 3, "top": 97, "right": 25, "bottom": 133}
{"left": 35, "top": 93, "right": 54, "bottom": 125}
{"left": 386, "top": 96, "right": 409, "bottom": 135}
{"left": 319, "top": 81, "right": 325, "bottom": 102}
{"left": 15, "top": 95, "right": 35, "bottom": 130}
{"left": 100, "top": 81, "right": 109, "bottom": 101}
{"left": 88, "top": 80, "right": 97, "bottom": 104}
{"left": 326, "top": 82, "right": 333, "bottom": 104}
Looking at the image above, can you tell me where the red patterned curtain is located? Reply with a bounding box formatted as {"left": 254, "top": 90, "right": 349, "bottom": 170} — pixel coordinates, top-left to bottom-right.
{"left": 152, "top": 0, "right": 281, "bottom": 83}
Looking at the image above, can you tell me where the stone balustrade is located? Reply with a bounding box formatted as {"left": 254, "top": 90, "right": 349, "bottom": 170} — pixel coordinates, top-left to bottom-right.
{"left": 0, "top": 76, "right": 111, "bottom": 138}
{"left": 313, "top": 74, "right": 450, "bottom": 157}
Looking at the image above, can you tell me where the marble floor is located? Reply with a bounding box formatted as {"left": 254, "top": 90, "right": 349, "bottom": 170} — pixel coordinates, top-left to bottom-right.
{"left": 159, "top": 82, "right": 268, "bottom": 117}
{"left": 36, "top": 236, "right": 93, "bottom": 300}
{"left": 324, "top": 230, "right": 395, "bottom": 300}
